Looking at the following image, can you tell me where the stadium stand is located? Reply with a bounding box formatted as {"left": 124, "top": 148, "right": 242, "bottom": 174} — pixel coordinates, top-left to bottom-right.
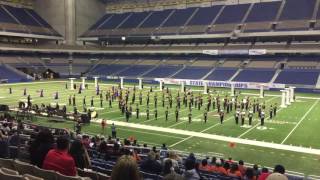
{"left": 205, "top": 68, "right": 238, "bottom": 81}
{"left": 274, "top": 69, "right": 320, "bottom": 86}
{"left": 275, "top": 0, "right": 316, "bottom": 31}
{"left": 232, "top": 68, "right": 276, "bottom": 83}
{"left": 243, "top": 1, "right": 281, "bottom": 32}
{"left": 0, "top": 4, "right": 60, "bottom": 37}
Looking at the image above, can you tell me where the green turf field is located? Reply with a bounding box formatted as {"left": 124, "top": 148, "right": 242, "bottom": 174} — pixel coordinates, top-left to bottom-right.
{"left": 1, "top": 80, "right": 319, "bottom": 176}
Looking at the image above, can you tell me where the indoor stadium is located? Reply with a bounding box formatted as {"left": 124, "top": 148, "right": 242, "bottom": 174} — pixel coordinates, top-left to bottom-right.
{"left": 0, "top": 0, "right": 319, "bottom": 179}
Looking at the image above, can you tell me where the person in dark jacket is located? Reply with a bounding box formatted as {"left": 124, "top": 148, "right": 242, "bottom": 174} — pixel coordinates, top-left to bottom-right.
{"left": 140, "top": 151, "right": 162, "bottom": 174}
{"left": 29, "top": 129, "right": 54, "bottom": 168}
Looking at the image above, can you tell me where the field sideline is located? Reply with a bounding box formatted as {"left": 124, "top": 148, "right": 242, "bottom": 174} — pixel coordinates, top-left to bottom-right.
{"left": 1, "top": 80, "right": 320, "bottom": 176}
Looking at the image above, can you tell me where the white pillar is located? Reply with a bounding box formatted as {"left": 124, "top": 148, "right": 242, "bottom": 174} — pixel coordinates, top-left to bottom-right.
{"left": 180, "top": 81, "right": 185, "bottom": 93}
{"left": 159, "top": 80, "right": 163, "bottom": 91}
{"left": 260, "top": 85, "right": 264, "bottom": 98}
{"left": 231, "top": 83, "right": 235, "bottom": 96}
{"left": 69, "top": 78, "right": 76, "bottom": 90}
{"left": 138, "top": 78, "right": 143, "bottom": 90}
{"left": 285, "top": 88, "right": 291, "bottom": 105}
{"left": 203, "top": 81, "right": 208, "bottom": 94}
{"left": 94, "top": 77, "right": 99, "bottom": 88}
{"left": 120, "top": 77, "right": 124, "bottom": 89}
{"left": 289, "top": 86, "right": 295, "bottom": 103}
{"left": 280, "top": 90, "right": 287, "bottom": 108}
{"left": 81, "top": 77, "right": 86, "bottom": 89}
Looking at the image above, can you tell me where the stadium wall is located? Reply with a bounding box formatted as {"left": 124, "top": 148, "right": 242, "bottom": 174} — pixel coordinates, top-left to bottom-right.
{"left": 34, "top": 0, "right": 66, "bottom": 38}
{"left": 75, "top": 0, "right": 105, "bottom": 37}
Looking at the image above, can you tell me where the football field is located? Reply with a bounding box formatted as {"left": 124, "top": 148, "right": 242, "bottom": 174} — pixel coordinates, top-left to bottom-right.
{"left": 1, "top": 80, "right": 320, "bottom": 176}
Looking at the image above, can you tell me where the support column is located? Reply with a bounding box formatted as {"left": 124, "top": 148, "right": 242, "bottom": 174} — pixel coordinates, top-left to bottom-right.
{"left": 94, "top": 77, "right": 99, "bottom": 88}
{"left": 69, "top": 78, "right": 76, "bottom": 90}
{"left": 280, "top": 90, "right": 287, "bottom": 108}
{"left": 260, "top": 84, "right": 264, "bottom": 98}
{"left": 138, "top": 78, "right": 143, "bottom": 90}
{"left": 159, "top": 80, "right": 163, "bottom": 91}
{"left": 81, "top": 77, "right": 86, "bottom": 89}
{"left": 285, "top": 88, "right": 291, "bottom": 106}
{"left": 289, "top": 86, "right": 295, "bottom": 103}
{"left": 120, "top": 77, "right": 124, "bottom": 89}
{"left": 180, "top": 81, "right": 185, "bottom": 93}
{"left": 231, "top": 83, "right": 235, "bottom": 96}
{"left": 203, "top": 81, "right": 208, "bottom": 94}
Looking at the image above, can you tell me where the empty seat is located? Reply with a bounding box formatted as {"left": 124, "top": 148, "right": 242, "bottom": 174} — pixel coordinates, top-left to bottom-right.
{"left": 23, "top": 174, "right": 44, "bottom": 180}
{"left": 0, "top": 169, "right": 23, "bottom": 180}
{"left": 1, "top": 167, "right": 19, "bottom": 175}
{"left": 77, "top": 168, "right": 98, "bottom": 180}
{"left": 14, "top": 160, "right": 35, "bottom": 176}
{"left": 56, "top": 172, "right": 83, "bottom": 180}
{"left": 0, "top": 158, "right": 15, "bottom": 169}
{"left": 33, "top": 166, "right": 57, "bottom": 180}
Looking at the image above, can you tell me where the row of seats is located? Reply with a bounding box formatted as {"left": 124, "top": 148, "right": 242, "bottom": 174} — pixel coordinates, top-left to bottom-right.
{"left": 82, "top": 0, "right": 320, "bottom": 37}
{"left": 0, "top": 158, "right": 109, "bottom": 180}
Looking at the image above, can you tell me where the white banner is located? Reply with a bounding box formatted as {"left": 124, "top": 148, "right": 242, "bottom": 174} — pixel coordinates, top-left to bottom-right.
{"left": 202, "top": 49, "right": 219, "bottom": 55}
{"left": 249, "top": 49, "right": 267, "bottom": 55}
{"left": 154, "top": 78, "right": 285, "bottom": 90}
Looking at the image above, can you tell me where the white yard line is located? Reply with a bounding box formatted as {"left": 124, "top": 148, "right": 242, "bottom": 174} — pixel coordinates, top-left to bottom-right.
{"left": 281, "top": 99, "right": 319, "bottom": 144}
{"left": 102, "top": 119, "right": 320, "bottom": 155}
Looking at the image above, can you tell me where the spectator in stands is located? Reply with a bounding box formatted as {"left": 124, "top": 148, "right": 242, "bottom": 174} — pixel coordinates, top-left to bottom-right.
{"left": 69, "top": 139, "right": 91, "bottom": 169}
{"left": 199, "top": 159, "right": 212, "bottom": 172}
{"left": 183, "top": 159, "right": 200, "bottom": 180}
{"left": 162, "top": 159, "right": 174, "bottom": 176}
{"left": 0, "top": 131, "right": 8, "bottom": 158}
{"left": 42, "top": 136, "right": 77, "bottom": 176}
{"left": 210, "top": 157, "right": 216, "bottom": 166}
{"left": 228, "top": 163, "right": 242, "bottom": 178}
{"left": 239, "top": 160, "right": 247, "bottom": 176}
{"left": 8, "top": 130, "right": 20, "bottom": 146}
{"left": 214, "top": 159, "right": 227, "bottom": 175}
{"left": 258, "top": 168, "right": 270, "bottom": 180}
{"left": 273, "top": 165, "right": 285, "bottom": 174}
{"left": 161, "top": 143, "right": 168, "bottom": 150}
{"left": 187, "top": 153, "right": 196, "bottom": 163}
{"left": 29, "top": 128, "right": 54, "bottom": 168}
{"left": 111, "top": 155, "right": 141, "bottom": 180}
{"left": 253, "top": 164, "right": 261, "bottom": 177}
{"left": 244, "top": 168, "right": 256, "bottom": 180}
{"left": 266, "top": 173, "right": 288, "bottom": 180}
{"left": 163, "top": 151, "right": 180, "bottom": 170}
{"left": 140, "top": 151, "right": 162, "bottom": 174}
{"left": 266, "top": 165, "right": 288, "bottom": 180}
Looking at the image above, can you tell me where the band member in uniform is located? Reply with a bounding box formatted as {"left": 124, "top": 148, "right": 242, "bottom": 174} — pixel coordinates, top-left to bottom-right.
{"left": 101, "top": 119, "right": 107, "bottom": 134}
{"left": 91, "top": 96, "right": 94, "bottom": 107}
{"left": 139, "top": 92, "right": 143, "bottom": 105}
{"left": 136, "top": 105, "right": 139, "bottom": 119}
{"left": 269, "top": 105, "right": 273, "bottom": 119}
{"left": 83, "top": 96, "right": 86, "bottom": 106}
{"left": 241, "top": 110, "right": 246, "bottom": 126}
{"left": 125, "top": 109, "right": 130, "bottom": 122}
{"left": 146, "top": 108, "right": 150, "bottom": 120}
{"left": 204, "top": 110, "right": 208, "bottom": 123}
{"left": 100, "top": 98, "right": 103, "bottom": 108}
{"left": 188, "top": 111, "right": 192, "bottom": 124}
{"left": 235, "top": 110, "right": 240, "bottom": 125}
{"left": 9, "top": 87, "right": 12, "bottom": 94}
{"left": 175, "top": 108, "right": 179, "bottom": 122}
{"left": 40, "top": 89, "right": 44, "bottom": 97}
{"left": 248, "top": 110, "right": 253, "bottom": 126}
{"left": 273, "top": 103, "right": 277, "bottom": 117}
{"left": 65, "top": 83, "right": 68, "bottom": 89}
{"left": 219, "top": 110, "right": 224, "bottom": 124}
{"left": 68, "top": 95, "right": 72, "bottom": 106}
{"left": 109, "top": 98, "right": 112, "bottom": 108}
{"left": 55, "top": 92, "right": 59, "bottom": 99}
{"left": 23, "top": 88, "right": 27, "bottom": 96}
{"left": 154, "top": 109, "right": 158, "bottom": 120}
{"left": 111, "top": 123, "right": 116, "bottom": 138}
{"left": 165, "top": 107, "right": 169, "bottom": 121}
{"left": 260, "top": 111, "right": 265, "bottom": 126}
{"left": 72, "top": 95, "right": 76, "bottom": 106}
